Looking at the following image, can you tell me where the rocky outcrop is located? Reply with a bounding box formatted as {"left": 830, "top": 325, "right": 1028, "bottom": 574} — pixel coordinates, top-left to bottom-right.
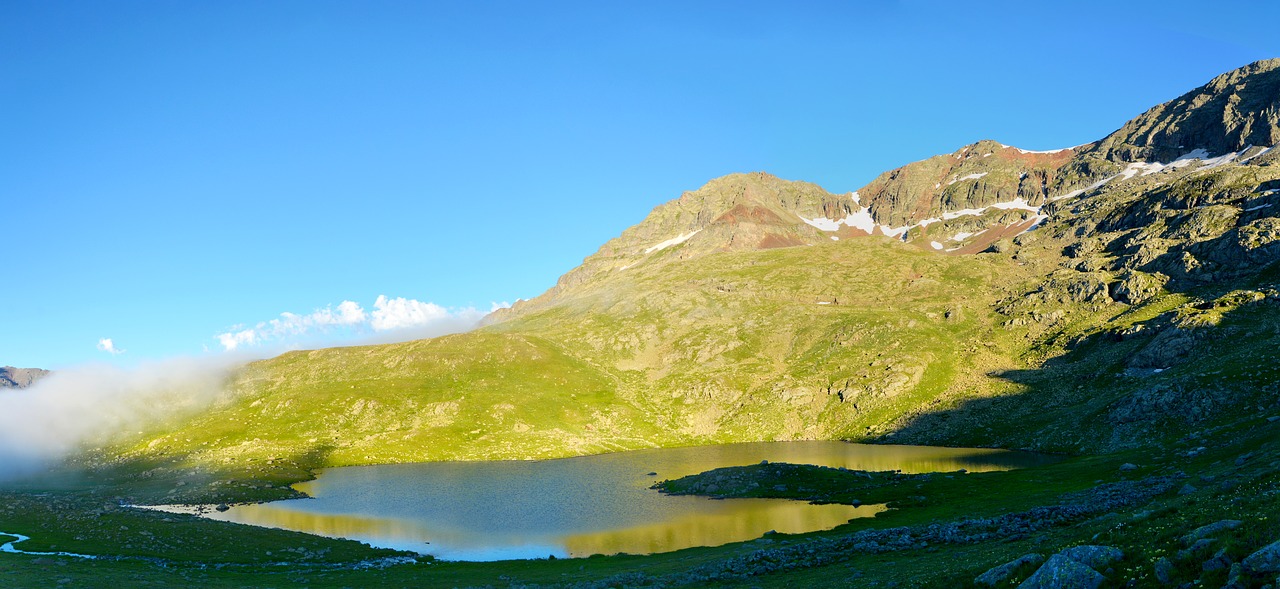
{"left": 0, "top": 366, "right": 48, "bottom": 390}
{"left": 857, "top": 139, "right": 1081, "bottom": 228}
{"left": 1244, "top": 539, "right": 1280, "bottom": 576}
{"left": 1017, "top": 545, "right": 1122, "bottom": 589}
{"left": 1088, "top": 58, "right": 1280, "bottom": 163}
{"left": 975, "top": 553, "right": 1045, "bottom": 586}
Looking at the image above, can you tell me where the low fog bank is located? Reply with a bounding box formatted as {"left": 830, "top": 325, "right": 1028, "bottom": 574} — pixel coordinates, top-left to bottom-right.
{"left": 0, "top": 356, "right": 243, "bottom": 482}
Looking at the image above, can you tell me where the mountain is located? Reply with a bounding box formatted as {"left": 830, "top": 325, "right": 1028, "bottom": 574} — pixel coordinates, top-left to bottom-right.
{"left": 0, "top": 366, "right": 48, "bottom": 389}
{"left": 96, "top": 59, "right": 1280, "bottom": 491}
{"left": 29, "top": 58, "right": 1280, "bottom": 589}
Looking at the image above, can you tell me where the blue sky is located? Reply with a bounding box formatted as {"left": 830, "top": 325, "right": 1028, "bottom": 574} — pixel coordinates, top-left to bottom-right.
{"left": 3, "top": 1, "right": 1279, "bottom": 368}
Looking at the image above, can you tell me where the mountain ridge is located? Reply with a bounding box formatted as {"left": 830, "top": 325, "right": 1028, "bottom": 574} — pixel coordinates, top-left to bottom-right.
{"left": 0, "top": 366, "right": 48, "bottom": 389}
{"left": 492, "top": 60, "right": 1280, "bottom": 325}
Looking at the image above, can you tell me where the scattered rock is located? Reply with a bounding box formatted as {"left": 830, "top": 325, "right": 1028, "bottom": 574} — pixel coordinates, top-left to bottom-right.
{"left": 1018, "top": 553, "right": 1105, "bottom": 589}
{"left": 975, "top": 553, "right": 1045, "bottom": 586}
{"left": 1203, "top": 548, "right": 1232, "bottom": 571}
{"left": 1178, "top": 538, "right": 1217, "bottom": 560}
{"left": 1244, "top": 539, "right": 1280, "bottom": 575}
{"left": 1223, "top": 562, "right": 1248, "bottom": 589}
{"left": 1153, "top": 556, "right": 1174, "bottom": 584}
{"left": 1181, "top": 520, "right": 1243, "bottom": 545}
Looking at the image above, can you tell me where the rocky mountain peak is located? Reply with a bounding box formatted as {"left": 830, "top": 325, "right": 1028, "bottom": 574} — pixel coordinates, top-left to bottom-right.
{"left": 1090, "top": 58, "right": 1280, "bottom": 163}
{"left": 855, "top": 139, "right": 1080, "bottom": 228}
{"left": 0, "top": 366, "right": 49, "bottom": 390}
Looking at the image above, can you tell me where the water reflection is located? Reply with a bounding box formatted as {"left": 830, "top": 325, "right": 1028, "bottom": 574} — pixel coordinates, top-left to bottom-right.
{"left": 203, "top": 441, "right": 1051, "bottom": 561}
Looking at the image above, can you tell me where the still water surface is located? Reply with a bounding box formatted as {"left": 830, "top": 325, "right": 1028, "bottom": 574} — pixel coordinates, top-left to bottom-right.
{"left": 203, "top": 441, "right": 1052, "bottom": 561}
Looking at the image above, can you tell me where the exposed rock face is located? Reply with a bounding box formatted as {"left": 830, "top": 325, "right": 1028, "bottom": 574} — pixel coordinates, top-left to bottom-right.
{"left": 0, "top": 366, "right": 48, "bottom": 390}
{"left": 1089, "top": 58, "right": 1280, "bottom": 163}
{"left": 857, "top": 139, "right": 1080, "bottom": 228}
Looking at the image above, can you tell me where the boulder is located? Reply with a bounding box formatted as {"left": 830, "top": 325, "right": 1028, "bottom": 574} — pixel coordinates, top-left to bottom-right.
{"left": 1244, "top": 540, "right": 1280, "bottom": 575}
{"left": 1153, "top": 556, "right": 1174, "bottom": 584}
{"left": 1111, "top": 271, "right": 1169, "bottom": 305}
{"left": 1059, "top": 545, "right": 1124, "bottom": 569}
{"left": 1181, "top": 520, "right": 1243, "bottom": 545}
{"left": 1017, "top": 554, "right": 1105, "bottom": 589}
{"left": 975, "top": 553, "right": 1045, "bottom": 586}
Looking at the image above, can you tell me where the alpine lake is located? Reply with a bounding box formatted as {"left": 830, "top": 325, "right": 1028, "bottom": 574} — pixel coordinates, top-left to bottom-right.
{"left": 158, "top": 441, "right": 1055, "bottom": 561}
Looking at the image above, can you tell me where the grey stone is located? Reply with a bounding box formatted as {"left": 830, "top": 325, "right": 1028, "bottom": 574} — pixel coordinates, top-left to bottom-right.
{"left": 1244, "top": 540, "right": 1280, "bottom": 575}
{"left": 1178, "top": 538, "right": 1216, "bottom": 560}
{"left": 1018, "top": 554, "right": 1105, "bottom": 589}
{"left": 1223, "top": 562, "right": 1247, "bottom": 589}
{"left": 1059, "top": 545, "right": 1124, "bottom": 569}
{"left": 1179, "top": 484, "right": 1198, "bottom": 495}
{"left": 1119, "top": 463, "right": 1139, "bottom": 472}
{"left": 1202, "top": 548, "right": 1231, "bottom": 571}
{"left": 1181, "top": 520, "right": 1243, "bottom": 546}
{"left": 1154, "top": 556, "right": 1174, "bottom": 584}
{"left": 975, "top": 553, "right": 1045, "bottom": 586}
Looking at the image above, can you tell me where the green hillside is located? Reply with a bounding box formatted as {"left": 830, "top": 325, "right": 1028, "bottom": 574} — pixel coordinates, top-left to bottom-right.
{"left": 5, "top": 59, "right": 1280, "bottom": 588}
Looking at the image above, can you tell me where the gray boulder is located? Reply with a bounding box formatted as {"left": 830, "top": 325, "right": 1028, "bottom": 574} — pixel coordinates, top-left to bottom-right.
{"left": 1244, "top": 540, "right": 1280, "bottom": 575}
{"left": 975, "top": 553, "right": 1044, "bottom": 586}
{"left": 1181, "top": 520, "right": 1242, "bottom": 546}
{"left": 1017, "top": 554, "right": 1105, "bottom": 589}
{"left": 1153, "top": 556, "right": 1174, "bottom": 584}
{"left": 1059, "top": 545, "right": 1124, "bottom": 569}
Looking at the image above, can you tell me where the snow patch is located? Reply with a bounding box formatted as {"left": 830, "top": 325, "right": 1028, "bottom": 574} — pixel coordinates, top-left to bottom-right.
{"left": 930, "top": 241, "right": 944, "bottom": 250}
{"left": 1016, "top": 147, "right": 1071, "bottom": 154}
{"left": 1244, "top": 203, "right": 1273, "bottom": 212}
{"left": 644, "top": 230, "right": 701, "bottom": 254}
{"left": 831, "top": 236, "right": 839, "bottom": 241}
{"left": 947, "top": 172, "right": 989, "bottom": 186}
{"left": 801, "top": 209, "right": 877, "bottom": 234}
{"left": 990, "top": 197, "right": 1039, "bottom": 213}
{"left": 1119, "top": 148, "right": 1243, "bottom": 180}
{"left": 951, "top": 230, "right": 984, "bottom": 241}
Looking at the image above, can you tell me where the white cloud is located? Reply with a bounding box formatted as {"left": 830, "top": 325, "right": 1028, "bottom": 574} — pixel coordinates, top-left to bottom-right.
{"left": 370, "top": 295, "right": 450, "bottom": 331}
{"left": 97, "top": 338, "right": 124, "bottom": 355}
{"left": 217, "top": 329, "right": 258, "bottom": 352}
{"left": 215, "top": 296, "right": 502, "bottom": 351}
